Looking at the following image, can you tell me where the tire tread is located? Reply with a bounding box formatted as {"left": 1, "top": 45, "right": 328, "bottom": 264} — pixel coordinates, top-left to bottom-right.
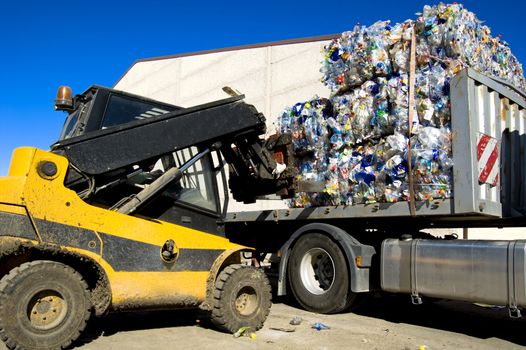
{"left": 288, "top": 233, "right": 357, "bottom": 314}
{"left": 210, "top": 264, "right": 271, "bottom": 333}
{"left": 0, "top": 260, "right": 92, "bottom": 350}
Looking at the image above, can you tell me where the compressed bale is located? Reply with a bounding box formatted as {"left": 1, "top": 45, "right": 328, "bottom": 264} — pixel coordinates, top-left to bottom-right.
{"left": 278, "top": 3, "right": 524, "bottom": 208}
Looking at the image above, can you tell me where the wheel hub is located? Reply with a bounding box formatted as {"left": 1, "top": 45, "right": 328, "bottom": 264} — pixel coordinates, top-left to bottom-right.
{"left": 235, "top": 286, "right": 258, "bottom": 316}
{"left": 27, "top": 290, "right": 68, "bottom": 330}
{"left": 299, "top": 247, "right": 335, "bottom": 295}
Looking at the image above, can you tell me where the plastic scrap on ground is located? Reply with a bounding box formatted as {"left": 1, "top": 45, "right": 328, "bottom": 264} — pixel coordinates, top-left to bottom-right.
{"left": 290, "top": 316, "right": 303, "bottom": 325}
{"left": 277, "top": 2, "right": 525, "bottom": 208}
{"left": 269, "top": 326, "right": 296, "bottom": 333}
{"left": 311, "top": 322, "right": 331, "bottom": 331}
{"left": 233, "top": 326, "right": 256, "bottom": 339}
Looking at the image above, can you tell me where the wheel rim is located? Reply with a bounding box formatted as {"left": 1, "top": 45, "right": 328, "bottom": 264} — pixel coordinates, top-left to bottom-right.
{"left": 27, "top": 290, "right": 68, "bottom": 330}
{"left": 299, "top": 247, "right": 335, "bottom": 295}
{"left": 235, "top": 286, "right": 258, "bottom": 316}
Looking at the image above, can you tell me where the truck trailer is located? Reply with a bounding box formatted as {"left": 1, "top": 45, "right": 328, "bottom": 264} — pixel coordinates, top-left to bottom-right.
{"left": 0, "top": 67, "right": 524, "bottom": 349}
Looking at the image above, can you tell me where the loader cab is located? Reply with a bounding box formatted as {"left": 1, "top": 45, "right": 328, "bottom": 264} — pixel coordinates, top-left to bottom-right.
{"left": 56, "top": 85, "right": 182, "bottom": 140}
{"left": 54, "top": 85, "right": 228, "bottom": 236}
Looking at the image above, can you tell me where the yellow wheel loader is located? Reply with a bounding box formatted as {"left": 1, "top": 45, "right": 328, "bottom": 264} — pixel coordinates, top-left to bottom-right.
{"left": 0, "top": 85, "right": 296, "bottom": 349}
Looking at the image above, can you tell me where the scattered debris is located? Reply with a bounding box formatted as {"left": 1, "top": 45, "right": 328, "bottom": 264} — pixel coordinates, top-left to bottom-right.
{"left": 289, "top": 316, "right": 303, "bottom": 325}
{"left": 233, "top": 326, "right": 251, "bottom": 338}
{"left": 311, "top": 322, "right": 331, "bottom": 331}
{"left": 269, "top": 326, "right": 296, "bottom": 333}
{"left": 473, "top": 303, "right": 505, "bottom": 310}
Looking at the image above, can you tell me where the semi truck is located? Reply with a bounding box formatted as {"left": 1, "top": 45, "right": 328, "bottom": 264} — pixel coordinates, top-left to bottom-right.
{"left": 0, "top": 67, "right": 524, "bottom": 349}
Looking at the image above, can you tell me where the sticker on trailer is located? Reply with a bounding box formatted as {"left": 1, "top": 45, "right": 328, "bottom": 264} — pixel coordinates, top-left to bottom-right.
{"left": 476, "top": 133, "right": 499, "bottom": 186}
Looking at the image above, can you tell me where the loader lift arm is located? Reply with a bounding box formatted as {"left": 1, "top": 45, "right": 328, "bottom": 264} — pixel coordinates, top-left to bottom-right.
{"left": 51, "top": 85, "right": 297, "bottom": 207}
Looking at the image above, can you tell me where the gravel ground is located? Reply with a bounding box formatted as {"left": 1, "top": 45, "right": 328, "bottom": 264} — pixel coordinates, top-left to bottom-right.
{"left": 8, "top": 293, "right": 520, "bottom": 350}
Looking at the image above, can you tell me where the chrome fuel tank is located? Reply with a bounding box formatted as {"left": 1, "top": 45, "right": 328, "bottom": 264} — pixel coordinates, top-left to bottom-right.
{"left": 381, "top": 239, "right": 526, "bottom": 310}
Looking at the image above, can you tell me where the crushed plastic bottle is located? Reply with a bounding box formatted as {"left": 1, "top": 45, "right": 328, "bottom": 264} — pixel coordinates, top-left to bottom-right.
{"left": 311, "top": 322, "right": 331, "bottom": 331}
{"left": 281, "top": 98, "right": 454, "bottom": 207}
{"left": 322, "top": 3, "right": 525, "bottom": 93}
{"left": 280, "top": 3, "right": 524, "bottom": 208}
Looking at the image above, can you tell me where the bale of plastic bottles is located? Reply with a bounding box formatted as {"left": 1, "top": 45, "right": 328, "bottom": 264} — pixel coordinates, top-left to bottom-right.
{"left": 277, "top": 3, "right": 525, "bottom": 207}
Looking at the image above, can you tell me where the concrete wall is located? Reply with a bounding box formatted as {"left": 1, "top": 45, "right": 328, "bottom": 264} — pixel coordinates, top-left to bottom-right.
{"left": 114, "top": 40, "right": 332, "bottom": 137}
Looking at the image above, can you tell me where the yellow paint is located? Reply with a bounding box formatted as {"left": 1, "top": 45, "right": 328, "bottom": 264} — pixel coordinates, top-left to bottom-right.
{"left": 0, "top": 147, "right": 250, "bottom": 308}
{"left": 0, "top": 236, "right": 38, "bottom": 246}
{"left": 7, "top": 147, "right": 36, "bottom": 177}
{"left": 0, "top": 149, "right": 34, "bottom": 205}
{"left": 0, "top": 203, "right": 26, "bottom": 216}
{"left": 62, "top": 245, "right": 109, "bottom": 269}
{"left": 110, "top": 271, "right": 209, "bottom": 307}
{"left": 19, "top": 148, "right": 244, "bottom": 250}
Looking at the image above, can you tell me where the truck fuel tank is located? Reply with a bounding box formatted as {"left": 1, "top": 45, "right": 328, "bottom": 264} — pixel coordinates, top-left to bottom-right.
{"left": 381, "top": 238, "right": 526, "bottom": 316}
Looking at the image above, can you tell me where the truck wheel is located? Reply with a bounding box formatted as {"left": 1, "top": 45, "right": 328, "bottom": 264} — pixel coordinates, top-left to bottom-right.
{"left": 0, "top": 261, "right": 92, "bottom": 350}
{"left": 288, "top": 233, "right": 357, "bottom": 314}
{"left": 210, "top": 264, "right": 271, "bottom": 333}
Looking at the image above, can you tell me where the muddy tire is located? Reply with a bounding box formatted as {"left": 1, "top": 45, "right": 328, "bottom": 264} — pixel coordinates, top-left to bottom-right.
{"left": 0, "top": 261, "right": 92, "bottom": 350}
{"left": 288, "top": 233, "right": 357, "bottom": 314}
{"left": 210, "top": 265, "right": 271, "bottom": 333}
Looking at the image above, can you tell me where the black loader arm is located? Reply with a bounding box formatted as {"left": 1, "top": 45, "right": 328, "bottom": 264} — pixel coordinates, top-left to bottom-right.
{"left": 51, "top": 86, "right": 298, "bottom": 205}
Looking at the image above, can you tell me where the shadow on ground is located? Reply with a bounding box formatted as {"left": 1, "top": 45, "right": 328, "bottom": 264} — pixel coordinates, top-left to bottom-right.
{"left": 74, "top": 293, "right": 526, "bottom": 348}
{"left": 72, "top": 276, "right": 285, "bottom": 348}
{"left": 74, "top": 308, "right": 213, "bottom": 348}
{"left": 353, "top": 293, "right": 526, "bottom": 346}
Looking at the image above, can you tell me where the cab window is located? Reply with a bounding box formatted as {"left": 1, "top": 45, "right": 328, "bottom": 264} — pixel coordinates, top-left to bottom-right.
{"left": 102, "top": 94, "right": 175, "bottom": 128}
{"left": 163, "top": 147, "right": 218, "bottom": 212}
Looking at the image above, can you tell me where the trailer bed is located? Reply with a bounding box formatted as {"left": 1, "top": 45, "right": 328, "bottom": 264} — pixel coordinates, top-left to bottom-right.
{"left": 228, "top": 69, "right": 526, "bottom": 224}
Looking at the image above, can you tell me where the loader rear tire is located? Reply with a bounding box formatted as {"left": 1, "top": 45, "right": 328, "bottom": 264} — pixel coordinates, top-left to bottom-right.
{"left": 210, "top": 264, "right": 271, "bottom": 333}
{"left": 0, "top": 261, "right": 92, "bottom": 350}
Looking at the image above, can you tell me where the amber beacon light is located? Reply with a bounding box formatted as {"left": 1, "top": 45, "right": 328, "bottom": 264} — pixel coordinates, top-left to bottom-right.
{"left": 54, "top": 85, "right": 73, "bottom": 111}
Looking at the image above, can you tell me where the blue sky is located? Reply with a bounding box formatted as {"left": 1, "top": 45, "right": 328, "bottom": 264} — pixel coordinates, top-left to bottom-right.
{"left": 0, "top": 0, "right": 524, "bottom": 175}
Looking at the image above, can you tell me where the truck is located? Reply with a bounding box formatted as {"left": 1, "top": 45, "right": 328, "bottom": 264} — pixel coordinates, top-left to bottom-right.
{"left": 0, "top": 67, "right": 524, "bottom": 349}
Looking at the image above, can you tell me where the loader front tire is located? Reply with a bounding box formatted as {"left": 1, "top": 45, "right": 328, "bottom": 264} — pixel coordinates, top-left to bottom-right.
{"left": 0, "top": 260, "right": 92, "bottom": 350}
{"left": 210, "top": 265, "right": 271, "bottom": 333}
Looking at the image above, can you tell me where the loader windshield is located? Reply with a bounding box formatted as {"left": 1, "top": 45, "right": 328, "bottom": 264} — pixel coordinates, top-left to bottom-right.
{"left": 60, "top": 110, "right": 81, "bottom": 140}
{"left": 58, "top": 85, "right": 180, "bottom": 141}
{"left": 101, "top": 94, "right": 175, "bottom": 128}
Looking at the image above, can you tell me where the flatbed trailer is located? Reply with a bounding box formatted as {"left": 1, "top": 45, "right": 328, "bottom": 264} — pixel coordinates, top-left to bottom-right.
{"left": 222, "top": 68, "right": 526, "bottom": 314}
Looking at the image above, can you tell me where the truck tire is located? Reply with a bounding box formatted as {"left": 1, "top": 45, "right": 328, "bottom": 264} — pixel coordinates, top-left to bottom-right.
{"left": 288, "top": 233, "right": 357, "bottom": 314}
{"left": 0, "top": 261, "right": 92, "bottom": 350}
{"left": 210, "top": 264, "right": 272, "bottom": 333}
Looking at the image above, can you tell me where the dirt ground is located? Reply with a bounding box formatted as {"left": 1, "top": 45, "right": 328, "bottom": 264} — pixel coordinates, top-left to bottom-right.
{"left": 3, "top": 293, "right": 521, "bottom": 350}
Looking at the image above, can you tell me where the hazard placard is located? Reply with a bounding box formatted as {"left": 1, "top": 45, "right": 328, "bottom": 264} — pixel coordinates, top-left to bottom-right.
{"left": 476, "top": 133, "right": 499, "bottom": 186}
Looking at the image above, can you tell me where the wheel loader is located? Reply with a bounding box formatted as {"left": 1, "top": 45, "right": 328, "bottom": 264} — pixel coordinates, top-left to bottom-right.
{"left": 0, "top": 85, "right": 297, "bottom": 349}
